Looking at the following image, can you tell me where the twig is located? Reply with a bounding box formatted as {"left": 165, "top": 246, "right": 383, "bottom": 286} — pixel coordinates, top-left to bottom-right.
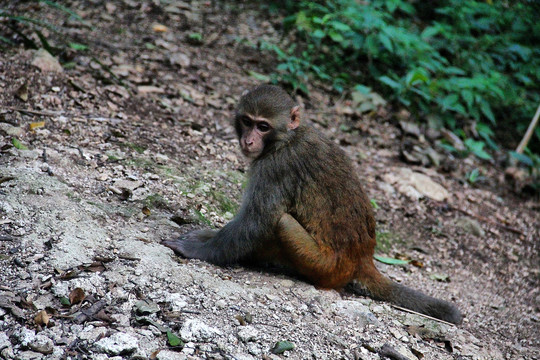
{"left": 5, "top": 106, "right": 61, "bottom": 117}
{"left": 516, "top": 103, "right": 540, "bottom": 154}
{"left": 390, "top": 305, "right": 457, "bottom": 326}
{"left": 454, "top": 205, "right": 524, "bottom": 235}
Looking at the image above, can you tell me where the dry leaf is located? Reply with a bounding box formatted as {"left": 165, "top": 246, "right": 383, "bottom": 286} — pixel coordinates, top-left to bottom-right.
{"left": 152, "top": 24, "right": 168, "bottom": 32}
{"left": 69, "top": 287, "right": 86, "bottom": 305}
{"left": 16, "top": 83, "right": 29, "bottom": 101}
{"left": 34, "top": 310, "right": 50, "bottom": 326}
{"left": 29, "top": 121, "right": 45, "bottom": 130}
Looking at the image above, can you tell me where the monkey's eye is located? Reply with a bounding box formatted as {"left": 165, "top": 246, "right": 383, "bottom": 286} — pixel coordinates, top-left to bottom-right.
{"left": 241, "top": 117, "right": 252, "bottom": 127}
{"left": 257, "top": 122, "right": 271, "bottom": 132}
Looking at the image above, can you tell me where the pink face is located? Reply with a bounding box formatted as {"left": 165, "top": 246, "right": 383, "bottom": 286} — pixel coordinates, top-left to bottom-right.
{"left": 239, "top": 116, "right": 272, "bottom": 159}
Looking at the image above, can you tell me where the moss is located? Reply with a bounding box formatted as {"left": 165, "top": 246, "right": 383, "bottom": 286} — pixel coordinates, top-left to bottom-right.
{"left": 144, "top": 194, "right": 168, "bottom": 209}
{"left": 375, "top": 230, "right": 402, "bottom": 253}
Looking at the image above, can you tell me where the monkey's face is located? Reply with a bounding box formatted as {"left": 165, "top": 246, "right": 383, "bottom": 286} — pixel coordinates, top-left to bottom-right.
{"left": 237, "top": 115, "right": 272, "bottom": 159}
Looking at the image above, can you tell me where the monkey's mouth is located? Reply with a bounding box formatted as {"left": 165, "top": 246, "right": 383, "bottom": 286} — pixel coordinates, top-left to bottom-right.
{"left": 242, "top": 149, "right": 260, "bottom": 158}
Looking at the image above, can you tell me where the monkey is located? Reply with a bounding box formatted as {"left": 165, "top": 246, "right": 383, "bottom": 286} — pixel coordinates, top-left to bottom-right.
{"left": 163, "top": 84, "right": 462, "bottom": 324}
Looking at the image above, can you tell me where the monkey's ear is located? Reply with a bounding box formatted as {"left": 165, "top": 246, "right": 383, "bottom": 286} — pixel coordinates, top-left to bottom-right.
{"left": 288, "top": 106, "right": 300, "bottom": 130}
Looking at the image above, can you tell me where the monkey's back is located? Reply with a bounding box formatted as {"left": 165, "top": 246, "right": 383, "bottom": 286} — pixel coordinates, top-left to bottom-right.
{"left": 282, "top": 126, "right": 377, "bottom": 286}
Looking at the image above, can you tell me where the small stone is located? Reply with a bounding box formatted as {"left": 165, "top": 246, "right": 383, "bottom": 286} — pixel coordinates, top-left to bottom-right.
{"left": 169, "top": 52, "right": 191, "bottom": 68}
{"left": 94, "top": 332, "right": 138, "bottom": 355}
{"left": 383, "top": 167, "right": 449, "bottom": 201}
{"left": 0, "top": 333, "right": 10, "bottom": 351}
{"left": 215, "top": 299, "right": 227, "bottom": 309}
{"left": 165, "top": 293, "right": 188, "bottom": 311}
{"left": 332, "top": 300, "right": 379, "bottom": 327}
{"left": 31, "top": 49, "right": 63, "bottom": 73}
{"left": 29, "top": 335, "right": 54, "bottom": 355}
{"left": 455, "top": 217, "right": 485, "bottom": 237}
{"left": 279, "top": 279, "right": 295, "bottom": 288}
{"left": 113, "top": 179, "right": 143, "bottom": 191}
{"left": 156, "top": 349, "right": 188, "bottom": 360}
{"left": 0, "top": 123, "right": 24, "bottom": 136}
{"left": 180, "top": 319, "right": 222, "bottom": 342}
{"left": 237, "top": 326, "right": 259, "bottom": 343}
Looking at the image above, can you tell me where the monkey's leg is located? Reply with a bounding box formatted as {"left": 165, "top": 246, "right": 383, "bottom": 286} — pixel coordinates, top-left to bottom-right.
{"left": 276, "top": 213, "right": 351, "bottom": 288}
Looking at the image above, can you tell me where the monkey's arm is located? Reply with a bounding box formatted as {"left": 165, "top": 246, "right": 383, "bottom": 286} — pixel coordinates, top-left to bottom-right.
{"left": 163, "top": 179, "right": 285, "bottom": 265}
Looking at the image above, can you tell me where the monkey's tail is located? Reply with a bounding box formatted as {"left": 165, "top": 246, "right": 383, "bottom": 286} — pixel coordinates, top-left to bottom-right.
{"left": 348, "top": 260, "right": 462, "bottom": 324}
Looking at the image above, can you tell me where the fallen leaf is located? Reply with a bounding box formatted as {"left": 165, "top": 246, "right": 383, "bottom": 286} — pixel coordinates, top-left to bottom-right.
{"left": 271, "top": 341, "right": 295, "bottom": 354}
{"left": 247, "top": 70, "right": 270, "bottom": 82}
{"left": 69, "top": 288, "right": 86, "bottom": 305}
{"left": 152, "top": 24, "right": 168, "bottom": 32}
{"left": 134, "top": 299, "right": 160, "bottom": 315}
{"left": 29, "top": 121, "right": 46, "bottom": 130}
{"left": 12, "top": 138, "right": 28, "bottom": 150}
{"left": 15, "top": 83, "right": 29, "bottom": 101}
{"left": 166, "top": 331, "right": 184, "bottom": 347}
{"left": 374, "top": 255, "right": 410, "bottom": 265}
{"left": 60, "top": 297, "right": 71, "bottom": 306}
{"left": 34, "top": 309, "right": 50, "bottom": 326}
{"left": 31, "top": 48, "right": 63, "bottom": 73}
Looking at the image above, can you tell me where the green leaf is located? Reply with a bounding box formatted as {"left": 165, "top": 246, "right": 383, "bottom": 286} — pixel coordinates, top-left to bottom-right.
{"left": 247, "top": 71, "right": 270, "bottom": 82}
{"left": 330, "top": 21, "right": 351, "bottom": 32}
{"left": 461, "top": 90, "right": 474, "bottom": 110}
{"left": 312, "top": 29, "right": 325, "bottom": 38}
{"left": 166, "top": 331, "right": 184, "bottom": 347}
{"left": 509, "top": 151, "right": 533, "bottom": 166}
{"left": 467, "top": 168, "right": 480, "bottom": 183}
{"left": 421, "top": 26, "right": 440, "bottom": 39}
{"left": 374, "top": 255, "right": 410, "bottom": 265}
{"left": 464, "top": 139, "right": 492, "bottom": 160}
{"left": 12, "top": 138, "right": 28, "bottom": 150}
{"left": 329, "top": 30, "right": 344, "bottom": 43}
{"left": 479, "top": 100, "right": 496, "bottom": 124}
{"left": 353, "top": 84, "right": 371, "bottom": 94}
{"left": 271, "top": 341, "right": 295, "bottom": 354}
{"left": 439, "top": 94, "right": 459, "bottom": 111}
{"left": 379, "top": 76, "right": 401, "bottom": 90}
{"left": 405, "top": 68, "right": 429, "bottom": 87}
{"left": 378, "top": 33, "right": 393, "bottom": 52}
{"left": 370, "top": 199, "right": 379, "bottom": 209}
{"left": 40, "top": 0, "right": 83, "bottom": 21}
{"left": 60, "top": 297, "right": 71, "bottom": 306}
{"left": 69, "top": 42, "right": 88, "bottom": 51}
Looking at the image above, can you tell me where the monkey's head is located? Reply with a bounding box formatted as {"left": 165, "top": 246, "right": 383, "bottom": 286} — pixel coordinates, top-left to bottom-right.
{"left": 234, "top": 85, "right": 300, "bottom": 159}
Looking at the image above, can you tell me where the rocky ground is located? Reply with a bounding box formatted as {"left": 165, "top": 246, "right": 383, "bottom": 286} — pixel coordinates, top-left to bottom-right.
{"left": 0, "top": 1, "right": 539, "bottom": 359}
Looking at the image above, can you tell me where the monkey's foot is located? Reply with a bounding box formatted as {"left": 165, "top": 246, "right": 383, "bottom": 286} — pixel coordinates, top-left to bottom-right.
{"left": 162, "top": 238, "right": 187, "bottom": 257}
{"left": 162, "top": 229, "right": 218, "bottom": 259}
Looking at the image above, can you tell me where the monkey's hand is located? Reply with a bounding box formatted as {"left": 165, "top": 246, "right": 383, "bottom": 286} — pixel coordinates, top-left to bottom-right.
{"left": 162, "top": 229, "right": 218, "bottom": 259}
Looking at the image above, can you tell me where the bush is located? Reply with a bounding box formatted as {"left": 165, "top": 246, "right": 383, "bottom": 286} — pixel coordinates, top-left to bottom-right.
{"left": 263, "top": 0, "right": 540, "bottom": 157}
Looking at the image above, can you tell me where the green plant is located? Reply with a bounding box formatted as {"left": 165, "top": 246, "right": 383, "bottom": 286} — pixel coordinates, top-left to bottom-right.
{"left": 0, "top": 1, "right": 89, "bottom": 53}
{"left": 261, "top": 0, "right": 540, "bottom": 161}
{"left": 465, "top": 168, "right": 486, "bottom": 184}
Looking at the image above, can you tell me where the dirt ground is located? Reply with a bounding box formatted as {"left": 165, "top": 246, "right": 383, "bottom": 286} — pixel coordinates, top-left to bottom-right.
{"left": 0, "top": 1, "right": 538, "bottom": 359}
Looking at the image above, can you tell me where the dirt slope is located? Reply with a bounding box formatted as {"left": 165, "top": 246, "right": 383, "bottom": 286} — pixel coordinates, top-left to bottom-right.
{"left": 0, "top": 2, "right": 538, "bottom": 359}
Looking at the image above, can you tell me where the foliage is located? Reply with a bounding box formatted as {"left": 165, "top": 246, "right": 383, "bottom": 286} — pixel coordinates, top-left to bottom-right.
{"left": 0, "top": 1, "right": 88, "bottom": 54}
{"left": 262, "top": 0, "right": 540, "bottom": 160}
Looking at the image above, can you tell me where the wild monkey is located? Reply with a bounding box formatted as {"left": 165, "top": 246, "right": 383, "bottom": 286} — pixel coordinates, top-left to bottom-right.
{"left": 163, "top": 85, "right": 462, "bottom": 324}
